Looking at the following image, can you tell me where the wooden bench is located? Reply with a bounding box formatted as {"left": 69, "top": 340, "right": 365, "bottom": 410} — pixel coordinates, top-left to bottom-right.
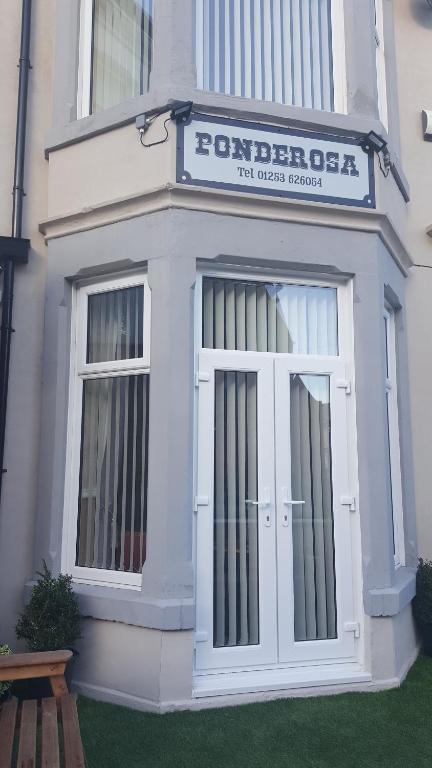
{"left": 0, "top": 650, "right": 85, "bottom": 768}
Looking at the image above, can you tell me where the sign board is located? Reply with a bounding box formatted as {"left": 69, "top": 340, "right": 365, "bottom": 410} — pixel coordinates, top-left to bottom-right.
{"left": 176, "top": 114, "right": 375, "bottom": 209}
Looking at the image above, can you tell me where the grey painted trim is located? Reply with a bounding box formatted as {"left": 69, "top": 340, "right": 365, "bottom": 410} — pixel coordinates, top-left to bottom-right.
{"left": 24, "top": 580, "right": 195, "bottom": 630}
{"left": 45, "top": 90, "right": 390, "bottom": 158}
{"left": 364, "top": 567, "right": 416, "bottom": 616}
{"left": 39, "top": 185, "right": 413, "bottom": 274}
{"left": 45, "top": 94, "right": 175, "bottom": 158}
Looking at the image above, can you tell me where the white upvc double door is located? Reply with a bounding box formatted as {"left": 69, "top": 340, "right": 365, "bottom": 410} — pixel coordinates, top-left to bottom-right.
{"left": 195, "top": 349, "right": 358, "bottom": 674}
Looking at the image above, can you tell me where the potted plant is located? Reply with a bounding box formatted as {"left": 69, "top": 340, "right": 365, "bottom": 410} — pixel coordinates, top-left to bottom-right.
{"left": 413, "top": 558, "right": 432, "bottom": 656}
{"left": 14, "top": 561, "right": 82, "bottom": 698}
{"left": 0, "top": 644, "right": 12, "bottom": 703}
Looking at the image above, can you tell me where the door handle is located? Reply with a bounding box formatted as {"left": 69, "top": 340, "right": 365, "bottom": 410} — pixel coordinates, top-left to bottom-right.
{"left": 281, "top": 488, "right": 305, "bottom": 526}
{"left": 245, "top": 489, "right": 271, "bottom": 527}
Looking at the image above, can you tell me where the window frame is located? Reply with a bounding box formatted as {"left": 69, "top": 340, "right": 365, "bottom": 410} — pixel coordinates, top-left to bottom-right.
{"left": 195, "top": 269, "right": 351, "bottom": 360}
{"left": 77, "top": 0, "right": 154, "bottom": 120}
{"left": 331, "top": 0, "right": 348, "bottom": 115}
{"left": 374, "top": 0, "right": 389, "bottom": 131}
{"left": 383, "top": 305, "right": 405, "bottom": 568}
{"left": 77, "top": 0, "right": 93, "bottom": 120}
{"left": 62, "top": 271, "right": 151, "bottom": 589}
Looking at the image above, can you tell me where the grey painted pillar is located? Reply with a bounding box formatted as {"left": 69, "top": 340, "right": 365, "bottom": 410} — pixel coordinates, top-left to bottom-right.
{"left": 354, "top": 268, "right": 395, "bottom": 594}
{"left": 151, "top": 0, "right": 196, "bottom": 96}
{"left": 142, "top": 253, "right": 196, "bottom": 601}
{"left": 51, "top": 0, "right": 80, "bottom": 127}
{"left": 344, "top": 0, "right": 379, "bottom": 118}
{"left": 34, "top": 274, "right": 72, "bottom": 576}
{"left": 383, "top": 0, "right": 402, "bottom": 151}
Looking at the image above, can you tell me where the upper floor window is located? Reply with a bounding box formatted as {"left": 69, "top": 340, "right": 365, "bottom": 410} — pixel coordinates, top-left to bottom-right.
{"left": 78, "top": 0, "right": 154, "bottom": 118}
{"left": 195, "top": 0, "right": 346, "bottom": 113}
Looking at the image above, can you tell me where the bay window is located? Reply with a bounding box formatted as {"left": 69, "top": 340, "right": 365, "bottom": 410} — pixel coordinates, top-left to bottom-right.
{"left": 64, "top": 273, "right": 151, "bottom": 587}
{"left": 195, "top": 0, "right": 346, "bottom": 112}
{"left": 384, "top": 305, "right": 404, "bottom": 567}
{"left": 78, "top": 0, "right": 153, "bottom": 118}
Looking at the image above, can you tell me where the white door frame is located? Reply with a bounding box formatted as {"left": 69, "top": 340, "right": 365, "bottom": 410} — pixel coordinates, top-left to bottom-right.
{"left": 193, "top": 272, "right": 363, "bottom": 680}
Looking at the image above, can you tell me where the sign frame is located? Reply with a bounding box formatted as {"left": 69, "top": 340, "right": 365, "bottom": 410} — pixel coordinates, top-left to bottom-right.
{"left": 176, "top": 113, "right": 376, "bottom": 210}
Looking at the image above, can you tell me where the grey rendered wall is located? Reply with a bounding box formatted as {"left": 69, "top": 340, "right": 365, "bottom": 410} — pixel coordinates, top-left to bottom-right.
{"left": 37, "top": 207, "right": 416, "bottom": 624}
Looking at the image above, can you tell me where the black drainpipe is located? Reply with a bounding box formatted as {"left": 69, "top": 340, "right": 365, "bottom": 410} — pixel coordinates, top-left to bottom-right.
{"left": 0, "top": 0, "right": 32, "bottom": 501}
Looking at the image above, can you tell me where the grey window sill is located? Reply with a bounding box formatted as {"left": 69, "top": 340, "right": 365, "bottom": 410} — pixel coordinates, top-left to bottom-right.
{"left": 364, "top": 567, "right": 416, "bottom": 617}
{"left": 25, "top": 580, "right": 195, "bottom": 631}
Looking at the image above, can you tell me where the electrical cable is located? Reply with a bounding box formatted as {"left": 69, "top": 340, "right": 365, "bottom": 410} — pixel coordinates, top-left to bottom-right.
{"left": 139, "top": 116, "right": 171, "bottom": 148}
{"left": 378, "top": 151, "right": 390, "bottom": 178}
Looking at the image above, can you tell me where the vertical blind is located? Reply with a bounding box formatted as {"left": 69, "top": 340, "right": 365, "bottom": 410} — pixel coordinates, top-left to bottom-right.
{"left": 77, "top": 284, "right": 149, "bottom": 574}
{"left": 195, "top": 0, "right": 335, "bottom": 110}
{"left": 290, "top": 374, "right": 337, "bottom": 641}
{"left": 77, "top": 375, "right": 149, "bottom": 572}
{"left": 213, "top": 371, "right": 260, "bottom": 647}
{"left": 203, "top": 278, "right": 338, "bottom": 355}
{"left": 87, "top": 286, "right": 144, "bottom": 363}
{"left": 92, "top": 0, "right": 153, "bottom": 114}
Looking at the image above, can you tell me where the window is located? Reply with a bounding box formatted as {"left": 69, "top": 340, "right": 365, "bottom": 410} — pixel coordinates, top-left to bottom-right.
{"left": 202, "top": 277, "right": 338, "bottom": 355}
{"left": 195, "top": 0, "right": 346, "bottom": 113}
{"left": 374, "top": 0, "right": 388, "bottom": 130}
{"left": 78, "top": 0, "right": 154, "bottom": 118}
{"left": 384, "top": 306, "right": 404, "bottom": 567}
{"left": 64, "top": 273, "right": 151, "bottom": 588}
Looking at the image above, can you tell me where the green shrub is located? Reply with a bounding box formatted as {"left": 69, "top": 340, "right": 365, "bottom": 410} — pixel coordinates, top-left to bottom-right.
{"left": 0, "top": 644, "right": 12, "bottom": 699}
{"left": 16, "top": 561, "right": 82, "bottom": 652}
{"left": 413, "top": 559, "right": 432, "bottom": 628}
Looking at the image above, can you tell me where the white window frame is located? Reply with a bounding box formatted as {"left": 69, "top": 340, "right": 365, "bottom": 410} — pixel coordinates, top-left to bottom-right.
{"left": 77, "top": 0, "right": 154, "bottom": 119}
{"left": 374, "top": 0, "right": 389, "bottom": 131}
{"left": 384, "top": 305, "right": 405, "bottom": 568}
{"left": 77, "top": 0, "right": 93, "bottom": 120}
{"left": 62, "top": 271, "right": 151, "bottom": 589}
{"left": 331, "top": 0, "right": 348, "bottom": 115}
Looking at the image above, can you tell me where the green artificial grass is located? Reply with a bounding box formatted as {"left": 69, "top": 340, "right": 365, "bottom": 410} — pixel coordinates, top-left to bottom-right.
{"left": 78, "top": 655, "right": 432, "bottom": 768}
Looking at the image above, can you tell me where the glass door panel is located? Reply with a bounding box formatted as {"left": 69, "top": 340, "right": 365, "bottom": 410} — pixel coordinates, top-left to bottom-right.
{"left": 275, "top": 358, "right": 357, "bottom": 664}
{"left": 213, "top": 370, "right": 260, "bottom": 648}
{"left": 290, "top": 374, "right": 337, "bottom": 643}
{"left": 195, "top": 352, "right": 278, "bottom": 672}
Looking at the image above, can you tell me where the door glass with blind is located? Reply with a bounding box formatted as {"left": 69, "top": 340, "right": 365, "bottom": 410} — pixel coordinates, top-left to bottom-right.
{"left": 70, "top": 276, "right": 151, "bottom": 587}
{"left": 195, "top": 0, "right": 339, "bottom": 112}
{"left": 195, "top": 276, "right": 357, "bottom": 674}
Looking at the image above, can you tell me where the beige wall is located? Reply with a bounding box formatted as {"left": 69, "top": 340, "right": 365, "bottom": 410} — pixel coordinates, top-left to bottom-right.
{"left": 395, "top": 1, "right": 432, "bottom": 557}
{"left": 47, "top": 117, "right": 174, "bottom": 222}
{"left": 0, "top": 0, "right": 54, "bottom": 644}
{"left": 73, "top": 620, "right": 194, "bottom": 712}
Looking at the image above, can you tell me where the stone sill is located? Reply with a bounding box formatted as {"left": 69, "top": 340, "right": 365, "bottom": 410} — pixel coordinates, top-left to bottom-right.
{"left": 25, "top": 580, "right": 195, "bottom": 631}
{"left": 364, "top": 567, "right": 416, "bottom": 617}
